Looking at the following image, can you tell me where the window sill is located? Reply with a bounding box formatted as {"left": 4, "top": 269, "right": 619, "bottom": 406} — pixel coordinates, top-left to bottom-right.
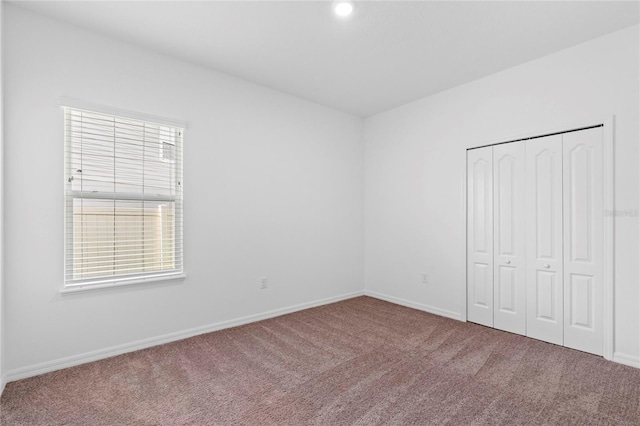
{"left": 60, "top": 273, "right": 187, "bottom": 294}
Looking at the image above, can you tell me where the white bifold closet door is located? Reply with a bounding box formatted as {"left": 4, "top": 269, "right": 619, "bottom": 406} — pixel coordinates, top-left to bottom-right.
{"left": 467, "top": 143, "right": 526, "bottom": 332}
{"left": 467, "top": 146, "right": 494, "bottom": 327}
{"left": 562, "top": 127, "right": 604, "bottom": 356}
{"left": 467, "top": 127, "right": 604, "bottom": 356}
{"left": 493, "top": 142, "right": 526, "bottom": 335}
{"left": 525, "top": 134, "right": 564, "bottom": 345}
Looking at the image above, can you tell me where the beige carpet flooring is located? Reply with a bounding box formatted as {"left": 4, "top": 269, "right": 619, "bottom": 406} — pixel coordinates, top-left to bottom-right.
{"left": 1, "top": 296, "right": 639, "bottom": 425}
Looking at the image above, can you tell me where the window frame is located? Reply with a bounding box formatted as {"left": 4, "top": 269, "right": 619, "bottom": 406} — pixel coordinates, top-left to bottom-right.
{"left": 61, "top": 99, "right": 186, "bottom": 293}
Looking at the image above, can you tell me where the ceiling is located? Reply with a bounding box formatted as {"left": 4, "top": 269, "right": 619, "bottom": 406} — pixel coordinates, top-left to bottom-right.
{"left": 12, "top": 1, "right": 640, "bottom": 117}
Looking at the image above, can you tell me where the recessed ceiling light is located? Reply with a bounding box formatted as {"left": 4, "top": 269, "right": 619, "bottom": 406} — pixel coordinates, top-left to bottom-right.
{"left": 333, "top": 1, "right": 354, "bottom": 18}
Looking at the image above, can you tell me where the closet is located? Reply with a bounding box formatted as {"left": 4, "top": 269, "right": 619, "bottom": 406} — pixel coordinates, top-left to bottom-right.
{"left": 466, "top": 126, "right": 604, "bottom": 356}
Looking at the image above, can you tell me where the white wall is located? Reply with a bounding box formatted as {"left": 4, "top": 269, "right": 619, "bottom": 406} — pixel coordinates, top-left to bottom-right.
{"left": 365, "top": 25, "right": 640, "bottom": 363}
{"left": 3, "top": 5, "right": 364, "bottom": 375}
{"left": 0, "top": 0, "right": 5, "bottom": 395}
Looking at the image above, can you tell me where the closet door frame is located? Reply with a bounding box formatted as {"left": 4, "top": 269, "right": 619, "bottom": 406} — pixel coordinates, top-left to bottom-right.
{"left": 462, "top": 117, "right": 614, "bottom": 361}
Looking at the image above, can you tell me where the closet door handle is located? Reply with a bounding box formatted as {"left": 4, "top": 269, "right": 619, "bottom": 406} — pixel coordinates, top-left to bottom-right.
{"left": 544, "top": 264, "right": 550, "bottom": 269}
{"left": 505, "top": 260, "right": 511, "bottom": 264}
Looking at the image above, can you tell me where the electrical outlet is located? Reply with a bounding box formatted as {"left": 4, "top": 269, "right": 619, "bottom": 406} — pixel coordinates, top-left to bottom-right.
{"left": 421, "top": 273, "right": 429, "bottom": 284}
{"left": 260, "top": 277, "right": 268, "bottom": 289}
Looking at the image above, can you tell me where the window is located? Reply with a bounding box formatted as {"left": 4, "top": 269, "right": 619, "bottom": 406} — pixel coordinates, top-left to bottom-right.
{"left": 64, "top": 106, "right": 184, "bottom": 290}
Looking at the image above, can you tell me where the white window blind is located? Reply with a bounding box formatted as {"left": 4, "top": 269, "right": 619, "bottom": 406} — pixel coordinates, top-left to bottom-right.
{"left": 64, "top": 107, "right": 184, "bottom": 290}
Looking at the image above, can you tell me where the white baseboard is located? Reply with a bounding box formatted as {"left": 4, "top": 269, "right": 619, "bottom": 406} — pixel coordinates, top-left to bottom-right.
{"left": 365, "top": 290, "right": 463, "bottom": 321}
{"left": 6, "top": 290, "right": 364, "bottom": 383}
{"left": 6, "top": 290, "right": 632, "bottom": 385}
{"left": 613, "top": 352, "right": 640, "bottom": 369}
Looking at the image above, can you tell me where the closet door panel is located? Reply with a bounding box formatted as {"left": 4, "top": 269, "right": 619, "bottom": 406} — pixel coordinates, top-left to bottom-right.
{"left": 467, "top": 146, "right": 493, "bottom": 327}
{"left": 563, "top": 127, "right": 603, "bottom": 356}
{"left": 525, "top": 135, "right": 563, "bottom": 345}
{"left": 493, "top": 142, "right": 526, "bottom": 335}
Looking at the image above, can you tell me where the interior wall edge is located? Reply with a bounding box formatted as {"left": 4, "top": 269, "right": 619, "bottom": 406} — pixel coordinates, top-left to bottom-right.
{"left": 4, "top": 290, "right": 365, "bottom": 384}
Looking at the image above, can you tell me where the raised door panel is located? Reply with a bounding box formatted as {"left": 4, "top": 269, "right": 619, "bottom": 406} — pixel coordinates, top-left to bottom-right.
{"left": 563, "top": 127, "right": 603, "bottom": 356}
{"left": 467, "top": 146, "right": 493, "bottom": 327}
{"left": 525, "top": 135, "right": 563, "bottom": 345}
{"left": 493, "top": 142, "right": 526, "bottom": 335}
